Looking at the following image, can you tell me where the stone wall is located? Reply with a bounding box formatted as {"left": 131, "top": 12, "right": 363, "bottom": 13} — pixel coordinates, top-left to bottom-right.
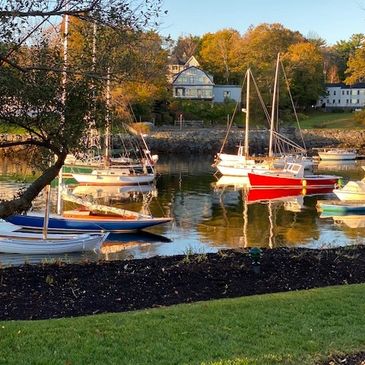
{"left": 145, "top": 127, "right": 365, "bottom": 155}
{"left": 2, "top": 128, "right": 365, "bottom": 157}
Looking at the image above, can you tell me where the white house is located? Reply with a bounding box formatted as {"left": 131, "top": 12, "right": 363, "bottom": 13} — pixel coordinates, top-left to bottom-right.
{"left": 317, "top": 83, "right": 365, "bottom": 110}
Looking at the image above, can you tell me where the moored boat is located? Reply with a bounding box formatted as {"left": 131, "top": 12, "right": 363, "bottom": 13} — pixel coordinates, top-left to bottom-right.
{"left": 248, "top": 163, "right": 340, "bottom": 189}
{"left": 333, "top": 180, "right": 365, "bottom": 201}
{"left": 72, "top": 168, "right": 155, "bottom": 186}
{"left": 317, "top": 200, "right": 365, "bottom": 214}
{"left": 0, "top": 230, "right": 108, "bottom": 254}
{"left": 318, "top": 149, "right": 357, "bottom": 161}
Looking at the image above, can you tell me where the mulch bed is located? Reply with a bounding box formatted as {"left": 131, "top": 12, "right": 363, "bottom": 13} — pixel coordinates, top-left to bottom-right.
{"left": 1, "top": 245, "right": 365, "bottom": 364}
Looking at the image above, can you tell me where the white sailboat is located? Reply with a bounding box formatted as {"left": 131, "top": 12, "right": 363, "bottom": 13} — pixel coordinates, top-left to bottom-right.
{"left": 0, "top": 185, "right": 108, "bottom": 254}
{"left": 215, "top": 54, "right": 312, "bottom": 177}
{"left": 215, "top": 68, "right": 272, "bottom": 177}
{"left": 318, "top": 148, "right": 357, "bottom": 161}
{"left": 71, "top": 68, "right": 155, "bottom": 185}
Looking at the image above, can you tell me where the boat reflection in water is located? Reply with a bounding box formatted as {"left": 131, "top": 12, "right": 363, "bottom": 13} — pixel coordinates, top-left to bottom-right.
{"left": 205, "top": 180, "right": 335, "bottom": 250}
{"left": 316, "top": 159, "right": 358, "bottom": 172}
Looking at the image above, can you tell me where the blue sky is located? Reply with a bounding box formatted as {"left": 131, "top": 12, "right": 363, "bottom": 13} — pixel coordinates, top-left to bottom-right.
{"left": 160, "top": 0, "right": 365, "bottom": 45}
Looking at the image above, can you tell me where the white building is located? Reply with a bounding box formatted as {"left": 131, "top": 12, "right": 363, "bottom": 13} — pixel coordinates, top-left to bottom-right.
{"left": 317, "top": 83, "right": 365, "bottom": 110}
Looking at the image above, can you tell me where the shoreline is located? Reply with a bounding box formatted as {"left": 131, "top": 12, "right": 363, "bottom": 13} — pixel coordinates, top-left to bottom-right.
{"left": 2, "top": 127, "right": 365, "bottom": 157}
{"left": 1, "top": 245, "right": 364, "bottom": 321}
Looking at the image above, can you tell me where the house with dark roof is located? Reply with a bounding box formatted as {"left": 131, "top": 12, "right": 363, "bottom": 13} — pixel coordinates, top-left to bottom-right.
{"left": 169, "top": 55, "right": 242, "bottom": 103}
{"left": 317, "top": 82, "right": 365, "bottom": 110}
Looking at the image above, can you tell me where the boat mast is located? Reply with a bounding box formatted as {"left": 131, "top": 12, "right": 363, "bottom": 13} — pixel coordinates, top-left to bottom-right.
{"left": 244, "top": 69, "right": 250, "bottom": 157}
{"left": 43, "top": 185, "right": 51, "bottom": 239}
{"left": 57, "top": 13, "right": 69, "bottom": 215}
{"left": 269, "top": 53, "right": 280, "bottom": 158}
{"left": 105, "top": 66, "right": 111, "bottom": 166}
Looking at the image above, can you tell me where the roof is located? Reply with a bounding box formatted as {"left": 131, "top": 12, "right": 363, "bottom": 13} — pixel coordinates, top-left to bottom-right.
{"left": 172, "top": 66, "right": 214, "bottom": 85}
{"left": 214, "top": 85, "right": 241, "bottom": 88}
{"left": 326, "top": 82, "right": 365, "bottom": 89}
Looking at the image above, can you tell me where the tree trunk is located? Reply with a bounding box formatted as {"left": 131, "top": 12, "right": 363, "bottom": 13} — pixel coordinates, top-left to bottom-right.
{"left": 0, "top": 152, "right": 67, "bottom": 218}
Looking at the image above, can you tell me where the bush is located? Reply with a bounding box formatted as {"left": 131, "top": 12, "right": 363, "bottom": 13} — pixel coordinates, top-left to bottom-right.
{"left": 168, "top": 99, "right": 241, "bottom": 125}
{"left": 353, "top": 109, "right": 365, "bottom": 125}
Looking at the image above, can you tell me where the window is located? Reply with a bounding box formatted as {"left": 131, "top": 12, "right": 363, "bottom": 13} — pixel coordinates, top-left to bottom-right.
{"left": 175, "top": 88, "right": 185, "bottom": 97}
{"left": 347, "top": 90, "right": 350, "bottom": 95}
{"left": 346, "top": 99, "right": 349, "bottom": 104}
{"left": 358, "top": 90, "right": 360, "bottom": 95}
{"left": 334, "top": 90, "right": 336, "bottom": 95}
{"left": 342, "top": 91, "right": 345, "bottom": 95}
{"left": 338, "top": 99, "right": 340, "bottom": 104}
{"left": 223, "top": 90, "right": 231, "bottom": 99}
{"left": 332, "top": 99, "right": 336, "bottom": 104}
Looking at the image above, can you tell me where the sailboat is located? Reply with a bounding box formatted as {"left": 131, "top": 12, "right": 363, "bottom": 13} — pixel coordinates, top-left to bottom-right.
{"left": 6, "top": 187, "right": 172, "bottom": 233}
{"left": 215, "top": 69, "right": 273, "bottom": 177}
{"left": 0, "top": 186, "right": 108, "bottom": 254}
{"left": 215, "top": 54, "right": 313, "bottom": 177}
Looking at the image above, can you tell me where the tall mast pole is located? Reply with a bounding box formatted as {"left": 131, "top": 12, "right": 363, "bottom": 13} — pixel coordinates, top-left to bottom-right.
{"left": 105, "top": 66, "right": 111, "bottom": 166}
{"left": 244, "top": 69, "right": 250, "bottom": 157}
{"left": 57, "top": 13, "right": 69, "bottom": 215}
{"left": 269, "top": 53, "right": 280, "bottom": 158}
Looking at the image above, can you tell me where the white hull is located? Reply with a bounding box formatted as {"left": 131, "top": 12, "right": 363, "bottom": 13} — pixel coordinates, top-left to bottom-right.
{"left": 333, "top": 190, "right": 365, "bottom": 201}
{"left": 318, "top": 150, "right": 357, "bottom": 161}
{"left": 0, "top": 232, "right": 108, "bottom": 254}
{"left": 216, "top": 161, "right": 270, "bottom": 177}
{"left": 333, "top": 180, "right": 365, "bottom": 201}
{"left": 72, "top": 170, "right": 155, "bottom": 185}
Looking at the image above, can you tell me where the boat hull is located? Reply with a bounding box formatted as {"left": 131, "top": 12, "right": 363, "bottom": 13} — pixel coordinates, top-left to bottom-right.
{"left": 318, "top": 151, "right": 357, "bottom": 161}
{"left": 0, "top": 233, "right": 108, "bottom": 254}
{"left": 248, "top": 172, "right": 339, "bottom": 188}
{"left": 72, "top": 172, "right": 155, "bottom": 185}
{"left": 5, "top": 214, "right": 172, "bottom": 233}
{"left": 318, "top": 201, "right": 365, "bottom": 214}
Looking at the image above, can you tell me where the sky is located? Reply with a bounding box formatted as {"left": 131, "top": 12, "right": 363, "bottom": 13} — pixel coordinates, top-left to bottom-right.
{"left": 160, "top": 0, "right": 365, "bottom": 45}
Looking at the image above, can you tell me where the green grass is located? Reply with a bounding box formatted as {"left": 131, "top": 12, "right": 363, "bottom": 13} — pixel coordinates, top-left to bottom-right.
{"left": 0, "top": 284, "right": 364, "bottom": 365}
{"left": 298, "top": 111, "right": 358, "bottom": 129}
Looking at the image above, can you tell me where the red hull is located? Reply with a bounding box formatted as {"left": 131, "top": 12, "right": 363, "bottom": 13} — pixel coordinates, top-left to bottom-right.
{"left": 248, "top": 172, "right": 339, "bottom": 189}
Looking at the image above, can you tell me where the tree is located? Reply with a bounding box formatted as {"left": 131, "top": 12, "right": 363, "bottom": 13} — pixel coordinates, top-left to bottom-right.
{"left": 239, "top": 23, "right": 305, "bottom": 105}
{"left": 282, "top": 42, "right": 325, "bottom": 110}
{"left": 332, "top": 33, "right": 365, "bottom": 82}
{"left": 345, "top": 45, "right": 365, "bottom": 84}
{"left": 0, "top": 0, "right": 165, "bottom": 218}
{"left": 170, "top": 34, "right": 200, "bottom": 64}
{"left": 198, "top": 29, "right": 242, "bottom": 84}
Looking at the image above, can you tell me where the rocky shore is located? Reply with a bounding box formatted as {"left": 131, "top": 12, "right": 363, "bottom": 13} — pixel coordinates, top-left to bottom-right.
{"left": 144, "top": 127, "right": 365, "bottom": 156}
{"left": 2, "top": 127, "right": 365, "bottom": 157}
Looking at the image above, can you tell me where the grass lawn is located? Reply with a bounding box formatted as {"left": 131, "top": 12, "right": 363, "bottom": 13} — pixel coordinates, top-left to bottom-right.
{"left": 298, "top": 111, "right": 359, "bottom": 129}
{"left": 0, "top": 284, "right": 364, "bottom": 365}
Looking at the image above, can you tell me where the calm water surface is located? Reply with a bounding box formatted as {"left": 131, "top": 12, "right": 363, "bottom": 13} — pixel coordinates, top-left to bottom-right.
{"left": 1, "top": 155, "right": 365, "bottom": 266}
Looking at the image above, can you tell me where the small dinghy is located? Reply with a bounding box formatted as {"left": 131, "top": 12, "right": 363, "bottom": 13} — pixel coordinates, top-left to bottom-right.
{"left": 0, "top": 229, "right": 108, "bottom": 254}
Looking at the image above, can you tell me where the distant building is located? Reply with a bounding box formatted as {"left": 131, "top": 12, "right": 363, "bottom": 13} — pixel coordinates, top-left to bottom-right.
{"left": 172, "top": 66, "right": 214, "bottom": 100}
{"left": 169, "top": 55, "right": 242, "bottom": 103}
{"left": 168, "top": 55, "right": 201, "bottom": 83}
{"left": 317, "top": 83, "right": 365, "bottom": 110}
